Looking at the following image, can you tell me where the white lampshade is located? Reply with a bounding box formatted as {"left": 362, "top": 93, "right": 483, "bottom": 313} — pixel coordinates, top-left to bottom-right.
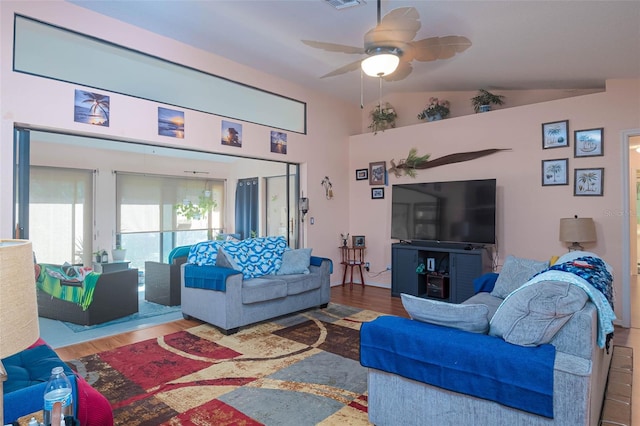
{"left": 361, "top": 52, "right": 400, "bottom": 77}
{"left": 559, "top": 217, "right": 596, "bottom": 251}
{"left": 0, "top": 239, "right": 39, "bottom": 358}
{"left": 0, "top": 239, "right": 39, "bottom": 425}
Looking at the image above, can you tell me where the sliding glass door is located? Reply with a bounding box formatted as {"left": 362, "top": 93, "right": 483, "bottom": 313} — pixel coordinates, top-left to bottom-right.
{"left": 116, "top": 172, "right": 225, "bottom": 268}
{"left": 14, "top": 129, "right": 95, "bottom": 264}
{"left": 265, "top": 163, "right": 300, "bottom": 248}
{"left": 30, "top": 166, "right": 94, "bottom": 264}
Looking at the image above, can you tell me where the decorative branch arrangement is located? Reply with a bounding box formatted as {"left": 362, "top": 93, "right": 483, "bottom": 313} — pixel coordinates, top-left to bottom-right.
{"left": 389, "top": 148, "right": 510, "bottom": 178}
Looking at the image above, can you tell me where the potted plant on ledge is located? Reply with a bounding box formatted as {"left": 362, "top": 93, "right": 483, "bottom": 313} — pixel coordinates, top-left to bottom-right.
{"left": 471, "top": 89, "right": 505, "bottom": 113}
{"left": 368, "top": 102, "right": 397, "bottom": 134}
{"left": 417, "top": 97, "right": 450, "bottom": 121}
{"left": 112, "top": 245, "right": 126, "bottom": 262}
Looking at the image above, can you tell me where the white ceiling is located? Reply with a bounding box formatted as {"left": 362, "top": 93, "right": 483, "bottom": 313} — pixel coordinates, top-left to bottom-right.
{"left": 68, "top": 0, "right": 640, "bottom": 106}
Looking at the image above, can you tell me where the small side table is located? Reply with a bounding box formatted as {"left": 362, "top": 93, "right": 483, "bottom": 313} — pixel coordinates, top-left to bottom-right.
{"left": 340, "top": 246, "right": 365, "bottom": 288}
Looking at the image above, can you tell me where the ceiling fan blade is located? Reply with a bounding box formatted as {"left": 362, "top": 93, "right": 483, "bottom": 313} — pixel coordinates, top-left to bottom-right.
{"left": 383, "top": 60, "right": 413, "bottom": 81}
{"left": 378, "top": 7, "right": 420, "bottom": 35}
{"left": 301, "top": 40, "right": 365, "bottom": 55}
{"left": 365, "top": 7, "right": 420, "bottom": 48}
{"left": 409, "top": 36, "right": 472, "bottom": 62}
{"left": 319, "top": 58, "right": 364, "bottom": 78}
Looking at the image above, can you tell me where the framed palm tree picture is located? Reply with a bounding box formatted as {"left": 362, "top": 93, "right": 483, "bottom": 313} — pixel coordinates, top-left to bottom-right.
{"left": 542, "top": 120, "right": 569, "bottom": 149}
{"left": 542, "top": 158, "right": 568, "bottom": 186}
{"left": 74, "top": 89, "right": 109, "bottom": 127}
{"left": 574, "top": 168, "right": 604, "bottom": 196}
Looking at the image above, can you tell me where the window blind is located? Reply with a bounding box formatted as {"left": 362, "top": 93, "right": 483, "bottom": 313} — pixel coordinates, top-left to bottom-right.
{"left": 116, "top": 172, "right": 224, "bottom": 234}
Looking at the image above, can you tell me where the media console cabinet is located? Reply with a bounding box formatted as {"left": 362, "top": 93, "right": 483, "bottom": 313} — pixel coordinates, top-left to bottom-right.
{"left": 391, "top": 242, "right": 493, "bottom": 303}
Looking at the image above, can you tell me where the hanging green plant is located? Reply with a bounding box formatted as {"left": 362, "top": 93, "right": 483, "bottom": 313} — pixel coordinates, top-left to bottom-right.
{"left": 368, "top": 102, "right": 397, "bottom": 134}
{"left": 175, "top": 191, "right": 218, "bottom": 220}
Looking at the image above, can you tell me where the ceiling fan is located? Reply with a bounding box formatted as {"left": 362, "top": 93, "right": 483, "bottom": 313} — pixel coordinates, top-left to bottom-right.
{"left": 302, "top": 0, "right": 472, "bottom": 80}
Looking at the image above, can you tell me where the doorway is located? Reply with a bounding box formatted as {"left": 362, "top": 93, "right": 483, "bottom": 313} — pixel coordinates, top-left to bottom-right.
{"left": 14, "top": 127, "right": 302, "bottom": 266}
{"left": 626, "top": 133, "right": 640, "bottom": 328}
{"left": 618, "top": 129, "right": 640, "bottom": 328}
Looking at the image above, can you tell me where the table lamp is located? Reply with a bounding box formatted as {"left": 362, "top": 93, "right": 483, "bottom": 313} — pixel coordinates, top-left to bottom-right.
{"left": 0, "top": 240, "right": 40, "bottom": 425}
{"left": 559, "top": 216, "right": 596, "bottom": 251}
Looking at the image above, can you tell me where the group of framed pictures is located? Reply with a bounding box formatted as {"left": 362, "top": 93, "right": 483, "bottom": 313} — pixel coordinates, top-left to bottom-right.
{"left": 356, "top": 161, "right": 386, "bottom": 199}
{"left": 541, "top": 120, "right": 604, "bottom": 196}
{"left": 74, "top": 89, "right": 288, "bottom": 154}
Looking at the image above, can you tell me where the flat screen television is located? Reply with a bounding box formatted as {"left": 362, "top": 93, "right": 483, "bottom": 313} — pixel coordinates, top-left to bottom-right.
{"left": 391, "top": 178, "right": 496, "bottom": 245}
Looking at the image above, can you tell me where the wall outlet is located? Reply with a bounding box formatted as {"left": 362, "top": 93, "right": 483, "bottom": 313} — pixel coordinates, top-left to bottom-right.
{"left": 386, "top": 264, "right": 392, "bottom": 271}
{"left": 365, "top": 262, "right": 370, "bottom": 271}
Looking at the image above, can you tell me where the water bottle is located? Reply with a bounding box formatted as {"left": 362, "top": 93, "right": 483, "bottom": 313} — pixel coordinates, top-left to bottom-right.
{"left": 43, "top": 366, "right": 73, "bottom": 426}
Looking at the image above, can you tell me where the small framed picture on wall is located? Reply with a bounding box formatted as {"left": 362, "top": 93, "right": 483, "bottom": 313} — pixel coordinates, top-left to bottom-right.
{"left": 542, "top": 120, "right": 569, "bottom": 149}
{"left": 369, "top": 161, "right": 386, "bottom": 185}
{"left": 574, "top": 128, "right": 603, "bottom": 157}
{"left": 574, "top": 168, "right": 604, "bottom": 196}
{"left": 371, "top": 187, "right": 385, "bottom": 199}
{"left": 356, "top": 169, "right": 368, "bottom": 181}
{"left": 541, "top": 158, "right": 569, "bottom": 186}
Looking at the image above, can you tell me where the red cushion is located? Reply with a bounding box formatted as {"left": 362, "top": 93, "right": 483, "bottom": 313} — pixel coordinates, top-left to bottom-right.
{"left": 75, "top": 374, "right": 113, "bottom": 426}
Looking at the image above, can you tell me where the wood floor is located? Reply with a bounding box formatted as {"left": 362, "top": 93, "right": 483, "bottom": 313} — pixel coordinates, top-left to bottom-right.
{"left": 55, "top": 285, "right": 406, "bottom": 362}
{"left": 54, "top": 284, "right": 640, "bottom": 425}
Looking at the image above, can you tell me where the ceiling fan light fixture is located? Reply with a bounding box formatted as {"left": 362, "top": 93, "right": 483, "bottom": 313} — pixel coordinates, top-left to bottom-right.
{"left": 361, "top": 47, "right": 401, "bottom": 77}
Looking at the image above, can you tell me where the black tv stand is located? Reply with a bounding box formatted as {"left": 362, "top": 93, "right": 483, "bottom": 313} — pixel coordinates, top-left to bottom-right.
{"left": 391, "top": 242, "right": 493, "bottom": 303}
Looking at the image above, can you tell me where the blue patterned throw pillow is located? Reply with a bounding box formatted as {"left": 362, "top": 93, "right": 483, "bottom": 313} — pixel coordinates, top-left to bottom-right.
{"left": 187, "top": 240, "right": 223, "bottom": 266}
{"left": 223, "top": 236, "right": 288, "bottom": 278}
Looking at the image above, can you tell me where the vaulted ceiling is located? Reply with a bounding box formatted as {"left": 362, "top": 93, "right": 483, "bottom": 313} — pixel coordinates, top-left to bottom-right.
{"left": 68, "top": 0, "right": 640, "bottom": 106}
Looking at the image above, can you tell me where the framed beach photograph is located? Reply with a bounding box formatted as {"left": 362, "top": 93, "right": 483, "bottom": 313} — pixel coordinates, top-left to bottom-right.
{"left": 574, "top": 128, "right": 603, "bottom": 157}
{"left": 541, "top": 158, "right": 569, "bottom": 186}
{"left": 356, "top": 169, "right": 368, "bottom": 181}
{"left": 158, "top": 107, "right": 184, "bottom": 138}
{"left": 74, "top": 89, "right": 110, "bottom": 127}
{"left": 369, "top": 161, "right": 386, "bottom": 185}
{"left": 270, "top": 131, "right": 287, "bottom": 154}
{"left": 574, "top": 168, "right": 604, "bottom": 196}
{"left": 542, "top": 120, "right": 569, "bottom": 149}
{"left": 222, "top": 120, "right": 242, "bottom": 147}
{"left": 371, "top": 187, "right": 385, "bottom": 199}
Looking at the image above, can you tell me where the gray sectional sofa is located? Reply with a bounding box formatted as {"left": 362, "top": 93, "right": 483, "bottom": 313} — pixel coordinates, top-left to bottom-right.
{"left": 361, "top": 251, "right": 615, "bottom": 425}
{"left": 181, "top": 255, "right": 331, "bottom": 334}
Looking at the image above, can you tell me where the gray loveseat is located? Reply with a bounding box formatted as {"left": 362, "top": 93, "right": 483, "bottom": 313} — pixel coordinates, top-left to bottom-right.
{"left": 181, "top": 249, "right": 332, "bottom": 334}
{"left": 361, "top": 251, "right": 615, "bottom": 426}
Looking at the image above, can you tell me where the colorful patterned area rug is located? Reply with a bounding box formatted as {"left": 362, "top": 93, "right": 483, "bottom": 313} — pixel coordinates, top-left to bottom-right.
{"left": 67, "top": 303, "right": 384, "bottom": 425}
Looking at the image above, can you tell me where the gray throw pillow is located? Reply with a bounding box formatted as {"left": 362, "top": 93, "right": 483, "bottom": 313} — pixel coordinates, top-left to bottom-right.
{"left": 401, "top": 293, "right": 490, "bottom": 334}
{"left": 490, "top": 255, "right": 549, "bottom": 299}
{"left": 276, "top": 248, "right": 312, "bottom": 275}
{"left": 215, "top": 248, "right": 239, "bottom": 270}
{"left": 489, "top": 280, "right": 588, "bottom": 346}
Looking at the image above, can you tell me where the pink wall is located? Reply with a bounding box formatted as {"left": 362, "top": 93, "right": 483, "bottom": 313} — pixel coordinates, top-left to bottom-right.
{"left": 349, "top": 79, "right": 640, "bottom": 320}
{"left": 1, "top": 2, "right": 639, "bottom": 307}
{"left": 361, "top": 88, "right": 602, "bottom": 132}
{"left": 0, "top": 1, "right": 358, "bottom": 278}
